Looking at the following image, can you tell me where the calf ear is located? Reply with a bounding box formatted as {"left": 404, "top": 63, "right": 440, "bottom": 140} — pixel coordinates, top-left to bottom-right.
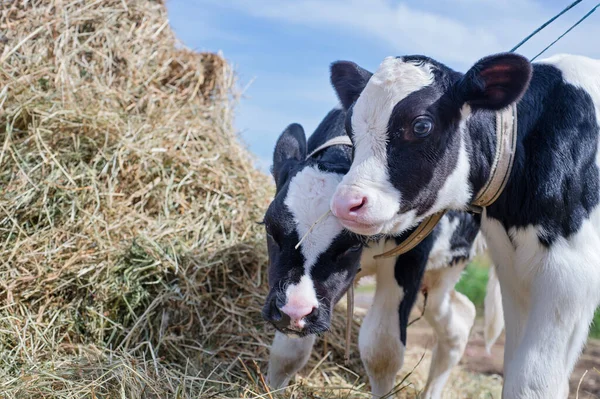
{"left": 271, "top": 123, "right": 306, "bottom": 187}
{"left": 458, "top": 53, "right": 532, "bottom": 110}
{"left": 330, "top": 61, "right": 373, "bottom": 109}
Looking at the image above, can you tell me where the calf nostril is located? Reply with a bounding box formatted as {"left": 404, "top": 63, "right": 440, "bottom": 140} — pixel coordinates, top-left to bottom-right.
{"left": 307, "top": 306, "right": 319, "bottom": 318}
{"left": 275, "top": 296, "right": 285, "bottom": 310}
{"left": 349, "top": 197, "right": 367, "bottom": 213}
{"left": 269, "top": 300, "right": 283, "bottom": 322}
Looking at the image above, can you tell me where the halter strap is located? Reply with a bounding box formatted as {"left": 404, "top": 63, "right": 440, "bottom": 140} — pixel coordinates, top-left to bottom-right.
{"left": 306, "top": 135, "right": 353, "bottom": 159}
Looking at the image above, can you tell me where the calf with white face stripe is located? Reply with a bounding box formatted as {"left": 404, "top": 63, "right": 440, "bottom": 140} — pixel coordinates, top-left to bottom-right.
{"left": 330, "top": 54, "right": 530, "bottom": 236}
{"left": 329, "top": 52, "right": 600, "bottom": 398}
{"left": 262, "top": 120, "right": 363, "bottom": 336}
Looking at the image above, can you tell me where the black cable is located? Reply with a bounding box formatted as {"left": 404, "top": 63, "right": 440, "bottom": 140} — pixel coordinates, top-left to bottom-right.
{"left": 531, "top": 2, "right": 600, "bottom": 60}
{"left": 510, "top": 0, "right": 583, "bottom": 52}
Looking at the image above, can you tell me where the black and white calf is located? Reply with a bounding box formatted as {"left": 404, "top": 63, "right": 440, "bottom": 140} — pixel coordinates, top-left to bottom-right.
{"left": 262, "top": 109, "right": 503, "bottom": 398}
{"left": 329, "top": 53, "right": 600, "bottom": 398}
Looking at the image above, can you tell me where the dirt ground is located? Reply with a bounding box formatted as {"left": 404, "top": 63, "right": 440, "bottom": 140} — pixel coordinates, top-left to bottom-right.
{"left": 354, "top": 292, "right": 600, "bottom": 398}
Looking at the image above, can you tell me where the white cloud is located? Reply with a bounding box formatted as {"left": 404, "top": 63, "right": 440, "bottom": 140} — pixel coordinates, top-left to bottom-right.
{"left": 205, "top": 0, "right": 501, "bottom": 66}
{"left": 200, "top": 0, "right": 600, "bottom": 68}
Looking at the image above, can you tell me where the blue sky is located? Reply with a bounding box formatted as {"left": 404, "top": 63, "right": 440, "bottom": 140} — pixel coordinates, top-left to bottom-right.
{"left": 167, "top": 0, "right": 600, "bottom": 171}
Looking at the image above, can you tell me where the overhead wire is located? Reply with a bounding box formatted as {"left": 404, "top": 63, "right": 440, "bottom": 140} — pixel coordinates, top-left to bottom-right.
{"left": 510, "top": 0, "right": 583, "bottom": 52}
{"left": 508, "top": 0, "right": 599, "bottom": 60}
{"left": 530, "top": 2, "right": 600, "bottom": 60}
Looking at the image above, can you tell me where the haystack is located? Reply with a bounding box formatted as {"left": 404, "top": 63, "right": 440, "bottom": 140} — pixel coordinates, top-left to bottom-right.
{"left": 0, "top": 1, "right": 503, "bottom": 398}
{"left": 0, "top": 0, "right": 358, "bottom": 397}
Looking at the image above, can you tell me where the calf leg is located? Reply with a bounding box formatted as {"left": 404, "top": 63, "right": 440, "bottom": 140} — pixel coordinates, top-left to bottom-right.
{"left": 483, "top": 264, "right": 505, "bottom": 352}
{"left": 420, "top": 265, "right": 476, "bottom": 399}
{"left": 267, "top": 332, "right": 316, "bottom": 389}
{"left": 501, "top": 246, "right": 600, "bottom": 398}
{"left": 359, "top": 241, "right": 430, "bottom": 398}
{"left": 359, "top": 260, "right": 405, "bottom": 398}
{"left": 496, "top": 270, "right": 529, "bottom": 370}
{"left": 482, "top": 217, "right": 529, "bottom": 373}
{"left": 502, "top": 277, "right": 598, "bottom": 399}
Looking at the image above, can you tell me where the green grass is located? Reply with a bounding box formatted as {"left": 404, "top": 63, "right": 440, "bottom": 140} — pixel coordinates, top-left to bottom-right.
{"left": 456, "top": 256, "right": 600, "bottom": 339}
{"left": 355, "top": 281, "right": 376, "bottom": 294}
{"left": 590, "top": 308, "right": 600, "bottom": 339}
{"left": 455, "top": 256, "right": 491, "bottom": 311}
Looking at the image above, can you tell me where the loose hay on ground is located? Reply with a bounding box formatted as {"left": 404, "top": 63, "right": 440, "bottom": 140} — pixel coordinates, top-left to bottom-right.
{"left": 0, "top": 1, "right": 501, "bottom": 397}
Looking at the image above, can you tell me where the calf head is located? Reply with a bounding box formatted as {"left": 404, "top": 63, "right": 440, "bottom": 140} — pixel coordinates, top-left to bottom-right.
{"left": 330, "top": 54, "right": 532, "bottom": 236}
{"left": 262, "top": 123, "right": 362, "bottom": 336}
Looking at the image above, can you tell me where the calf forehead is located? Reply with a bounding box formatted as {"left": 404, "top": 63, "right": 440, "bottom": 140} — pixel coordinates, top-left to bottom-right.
{"left": 284, "top": 165, "right": 344, "bottom": 268}
{"left": 368, "top": 57, "right": 435, "bottom": 96}
{"left": 351, "top": 57, "right": 435, "bottom": 160}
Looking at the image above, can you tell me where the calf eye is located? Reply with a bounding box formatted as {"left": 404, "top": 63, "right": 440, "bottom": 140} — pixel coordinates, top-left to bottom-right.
{"left": 412, "top": 116, "right": 434, "bottom": 138}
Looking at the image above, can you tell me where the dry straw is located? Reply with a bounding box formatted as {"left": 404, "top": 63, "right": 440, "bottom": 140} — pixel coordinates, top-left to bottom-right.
{"left": 0, "top": 1, "right": 501, "bottom": 398}
{"left": 0, "top": 1, "right": 364, "bottom": 397}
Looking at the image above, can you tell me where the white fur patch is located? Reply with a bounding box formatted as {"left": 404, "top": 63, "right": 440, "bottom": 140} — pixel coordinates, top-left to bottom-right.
{"left": 285, "top": 165, "right": 344, "bottom": 269}
{"left": 351, "top": 57, "right": 434, "bottom": 167}
{"left": 484, "top": 264, "right": 504, "bottom": 354}
{"left": 431, "top": 107, "right": 473, "bottom": 214}
{"left": 427, "top": 216, "right": 463, "bottom": 271}
{"left": 538, "top": 54, "right": 600, "bottom": 109}
{"left": 419, "top": 265, "right": 476, "bottom": 399}
{"left": 283, "top": 166, "right": 345, "bottom": 313}
{"left": 483, "top": 205, "right": 600, "bottom": 396}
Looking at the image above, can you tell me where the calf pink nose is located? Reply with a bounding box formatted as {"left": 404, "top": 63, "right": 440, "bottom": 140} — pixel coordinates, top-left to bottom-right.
{"left": 281, "top": 304, "right": 316, "bottom": 322}
{"left": 281, "top": 304, "right": 318, "bottom": 329}
{"left": 331, "top": 193, "right": 367, "bottom": 220}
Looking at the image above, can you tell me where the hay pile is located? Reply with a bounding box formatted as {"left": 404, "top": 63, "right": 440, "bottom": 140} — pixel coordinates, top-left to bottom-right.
{"left": 0, "top": 0, "right": 365, "bottom": 397}
{"left": 0, "top": 1, "right": 502, "bottom": 398}
{"left": 0, "top": 0, "right": 259, "bottom": 396}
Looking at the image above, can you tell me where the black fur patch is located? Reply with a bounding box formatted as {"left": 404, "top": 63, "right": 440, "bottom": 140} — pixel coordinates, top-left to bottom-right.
{"left": 330, "top": 61, "right": 373, "bottom": 109}
{"left": 447, "top": 211, "right": 481, "bottom": 265}
{"left": 385, "top": 84, "right": 463, "bottom": 216}
{"left": 394, "top": 231, "right": 435, "bottom": 346}
{"left": 483, "top": 64, "right": 600, "bottom": 245}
